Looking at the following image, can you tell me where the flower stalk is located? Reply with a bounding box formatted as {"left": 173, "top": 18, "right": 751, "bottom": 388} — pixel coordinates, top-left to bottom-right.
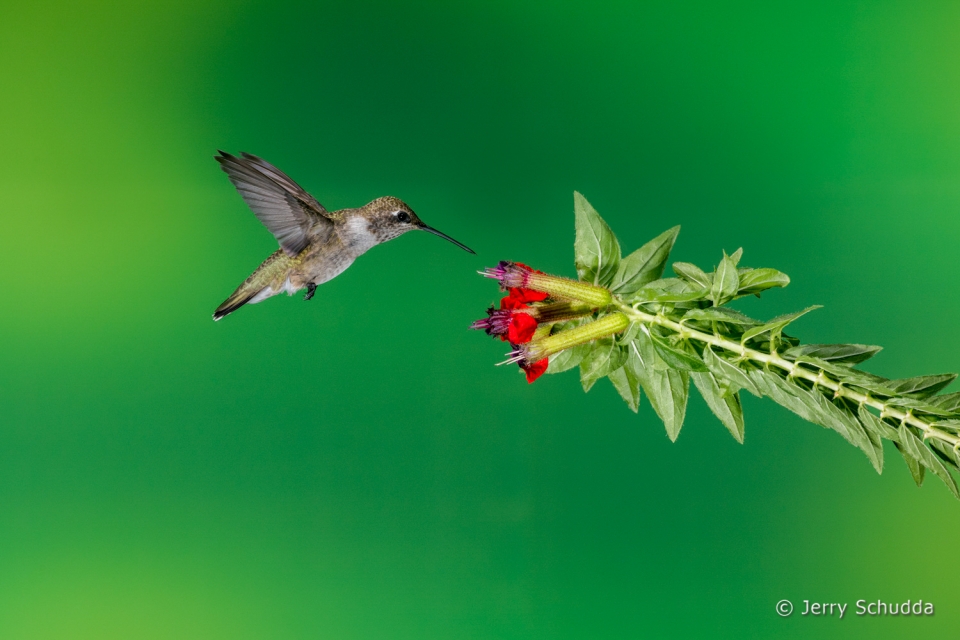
{"left": 469, "top": 191, "right": 960, "bottom": 501}
{"left": 612, "top": 299, "right": 960, "bottom": 452}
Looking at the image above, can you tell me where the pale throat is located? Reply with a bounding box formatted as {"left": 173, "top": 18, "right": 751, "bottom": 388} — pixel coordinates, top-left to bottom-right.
{"left": 341, "top": 216, "right": 379, "bottom": 255}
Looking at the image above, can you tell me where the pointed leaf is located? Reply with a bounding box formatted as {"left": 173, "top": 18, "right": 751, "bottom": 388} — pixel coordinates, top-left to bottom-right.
{"left": 749, "top": 369, "right": 876, "bottom": 468}
{"left": 692, "top": 371, "right": 745, "bottom": 443}
{"left": 673, "top": 262, "right": 712, "bottom": 288}
{"left": 740, "top": 306, "right": 822, "bottom": 347}
{"left": 749, "top": 369, "right": 823, "bottom": 425}
{"left": 807, "top": 391, "right": 877, "bottom": 469}
{"left": 729, "top": 248, "right": 743, "bottom": 265}
{"left": 628, "top": 278, "right": 709, "bottom": 303}
{"left": 930, "top": 391, "right": 960, "bottom": 413}
{"left": 857, "top": 404, "right": 900, "bottom": 442}
{"left": 884, "top": 374, "right": 957, "bottom": 399}
{"left": 632, "top": 332, "right": 689, "bottom": 441}
{"left": 649, "top": 331, "right": 708, "bottom": 372}
{"left": 788, "top": 356, "right": 896, "bottom": 394}
{"left": 932, "top": 419, "right": 960, "bottom": 432}
{"left": 641, "top": 369, "right": 689, "bottom": 442}
{"left": 929, "top": 438, "right": 960, "bottom": 473}
{"left": 782, "top": 343, "right": 882, "bottom": 365}
{"left": 631, "top": 327, "right": 666, "bottom": 372}
{"left": 702, "top": 346, "right": 761, "bottom": 397}
{"left": 737, "top": 268, "right": 790, "bottom": 296}
{"left": 710, "top": 251, "right": 740, "bottom": 306}
{"left": 547, "top": 343, "right": 589, "bottom": 374}
{"left": 894, "top": 441, "right": 925, "bottom": 487}
{"left": 861, "top": 421, "right": 885, "bottom": 474}
{"left": 884, "top": 397, "right": 958, "bottom": 418}
{"left": 615, "top": 320, "right": 643, "bottom": 346}
{"left": 574, "top": 191, "right": 620, "bottom": 287}
{"left": 609, "top": 365, "right": 641, "bottom": 412}
{"left": 683, "top": 307, "right": 760, "bottom": 327}
{"left": 898, "top": 424, "right": 960, "bottom": 499}
{"left": 611, "top": 226, "right": 680, "bottom": 295}
{"left": 580, "top": 338, "right": 627, "bottom": 392}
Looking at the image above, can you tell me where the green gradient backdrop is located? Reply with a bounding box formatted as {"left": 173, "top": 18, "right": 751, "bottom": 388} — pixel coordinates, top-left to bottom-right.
{"left": 2, "top": 1, "right": 959, "bottom": 638}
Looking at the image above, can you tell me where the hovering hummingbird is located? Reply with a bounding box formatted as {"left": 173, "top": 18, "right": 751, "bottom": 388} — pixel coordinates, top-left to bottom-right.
{"left": 212, "top": 151, "right": 474, "bottom": 321}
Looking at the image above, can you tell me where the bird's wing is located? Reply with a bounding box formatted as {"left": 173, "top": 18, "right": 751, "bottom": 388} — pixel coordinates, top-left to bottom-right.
{"left": 216, "top": 151, "right": 333, "bottom": 257}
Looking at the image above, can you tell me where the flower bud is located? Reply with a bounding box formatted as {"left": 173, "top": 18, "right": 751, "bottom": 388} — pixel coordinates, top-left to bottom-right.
{"left": 482, "top": 261, "right": 612, "bottom": 308}
{"left": 519, "top": 312, "right": 630, "bottom": 362}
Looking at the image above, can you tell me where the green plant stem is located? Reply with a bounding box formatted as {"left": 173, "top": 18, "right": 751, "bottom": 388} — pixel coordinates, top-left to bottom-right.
{"left": 611, "top": 299, "right": 960, "bottom": 451}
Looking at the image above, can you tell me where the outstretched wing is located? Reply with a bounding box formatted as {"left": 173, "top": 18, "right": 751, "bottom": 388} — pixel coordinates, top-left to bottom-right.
{"left": 216, "top": 151, "right": 332, "bottom": 257}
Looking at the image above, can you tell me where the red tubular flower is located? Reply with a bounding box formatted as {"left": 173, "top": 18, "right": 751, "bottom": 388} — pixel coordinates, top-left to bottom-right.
{"left": 484, "top": 261, "right": 549, "bottom": 302}
{"left": 499, "top": 294, "right": 528, "bottom": 310}
{"left": 503, "top": 344, "right": 550, "bottom": 383}
{"left": 520, "top": 357, "right": 549, "bottom": 383}
{"left": 506, "top": 312, "right": 537, "bottom": 343}
{"left": 470, "top": 307, "right": 539, "bottom": 344}
{"left": 482, "top": 261, "right": 612, "bottom": 308}
{"left": 507, "top": 263, "right": 549, "bottom": 303}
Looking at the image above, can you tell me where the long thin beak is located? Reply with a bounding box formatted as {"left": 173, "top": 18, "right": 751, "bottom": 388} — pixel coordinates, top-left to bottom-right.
{"left": 420, "top": 224, "right": 475, "bottom": 254}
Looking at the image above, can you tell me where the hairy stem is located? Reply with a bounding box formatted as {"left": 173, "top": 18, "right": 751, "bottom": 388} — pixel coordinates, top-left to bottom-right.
{"left": 612, "top": 299, "right": 960, "bottom": 451}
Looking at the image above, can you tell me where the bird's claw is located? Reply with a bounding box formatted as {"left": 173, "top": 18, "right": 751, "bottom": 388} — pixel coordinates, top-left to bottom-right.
{"left": 304, "top": 284, "right": 317, "bottom": 301}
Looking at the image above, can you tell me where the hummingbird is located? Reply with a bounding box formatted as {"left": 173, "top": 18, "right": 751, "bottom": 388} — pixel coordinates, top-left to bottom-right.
{"left": 212, "top": 151, "right": 474, "bottom": 321}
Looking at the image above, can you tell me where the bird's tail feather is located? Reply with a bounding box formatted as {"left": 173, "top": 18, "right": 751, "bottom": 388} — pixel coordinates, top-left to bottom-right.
{"left": 213, "top": 288, "right": 259, "bottom": 321}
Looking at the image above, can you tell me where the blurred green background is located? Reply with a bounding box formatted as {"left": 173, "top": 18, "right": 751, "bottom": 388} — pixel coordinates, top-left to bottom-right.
{"left": 1, "top": 1, "right": 959, "bottom": 638}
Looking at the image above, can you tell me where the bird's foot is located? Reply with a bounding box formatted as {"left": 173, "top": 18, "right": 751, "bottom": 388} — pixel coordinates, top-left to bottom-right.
{"left": 304, "top": 283, "right": 317, "bottom": 301}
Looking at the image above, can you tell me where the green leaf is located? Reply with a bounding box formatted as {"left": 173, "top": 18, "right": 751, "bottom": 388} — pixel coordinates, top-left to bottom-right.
{"left": 649, "top": 330, "right": 708, "bottom": 372}
{"left": 683, "top": 307, "right": 760, "bottom": 327}
{"left": 894, "top": 441, "right": 925, "bottom": 487}
{"left": 673, "top": 262, "right": 712, "bottom": 288}
{"left": 787, "top": 357, "right": 897, "bottom": 395}
{"left": 644, "top": 369, "right": 689, "bottom": 442}
{"left": 749, "top": 369, "right": 877, "bottom": 468}
{"left": 702, "top": 346, "right": 761, "bottom": 397}
{"left": 691, "top": 371, "right": 745, "bottom": 443}
{"left": 884, "top": 397, "right": 958, "bottom": 418}
{"left": 631, "top": 328, "right": 668, "bottom": 372}
{"left": 807, "top": 391, "right": 878, "bottom": 471}
{"left": 610, "top": 226, "right": 680, "bottom": 295}
{"left": 632, "top": 332, "right": 689, "bottom": 441}
{"left": 574, "top": 191, "right": 620, "bottom": 287}
{"left": 897, "top": 424, "right": 960, "bottom": 499}
{"left": 931, "top": 419, "right": 960, "bottom": 432}
{"left": 737, "top": 268, "right": 790, "bottom": 296}
{"left": 740, "top": 306, "right": 822, "bottom": 348}
{"left": 857, "top": 404, "right": 900, "bottom": 442}
{"left": 929, "top": 438, "right": 960, "bottom": 473}
{"left": 861, "top": 420, "right": 885, "bottom": 474}
{"left": 629, "top": 278, "right": 709, "bottom": 303}
{"left": 609, "top": 365, "right": 641, "bottom": 412}
{"left": 748, "top": 369, "right": 823, "bottom": 425}
{"left": 884, "top": 374, "right": 958, "bottom": 399}
{"left": 710, "top": 251, "right": 740, "bottom": 306}
{"left": 930, "top": 391, "right": 960, "bottom": 413}
{"left": 580, "top": 338, "right": 627, "bottom": 392}
{"left": 615, "top": 320, "right": 643, "bottom": 346}
{"left": 729, "top": 248, "right": 743, "bottom": 265}
{"left": 547, "top": 343, "right": 590, "bottom": 374}
{"left": 782, "top": 343, "right": 882, "bottom": 365}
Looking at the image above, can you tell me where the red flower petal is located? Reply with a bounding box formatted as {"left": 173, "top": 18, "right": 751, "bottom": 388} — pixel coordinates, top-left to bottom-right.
{"left": 522, "top": 358, "right": 549, "bottom": 383}
{"left": 499, "top": 294, "right": 529, "bottom": 310}
{"left": 506, "top": 313, "right": 538, "bottom": 344}
{"left": 508, "top": 287, "right": 549, "bottom": 303}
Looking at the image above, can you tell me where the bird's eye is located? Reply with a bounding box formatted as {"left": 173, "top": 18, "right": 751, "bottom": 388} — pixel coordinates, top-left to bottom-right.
{"left": 396, "top": 211, "right": 410, "bottom": 223}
